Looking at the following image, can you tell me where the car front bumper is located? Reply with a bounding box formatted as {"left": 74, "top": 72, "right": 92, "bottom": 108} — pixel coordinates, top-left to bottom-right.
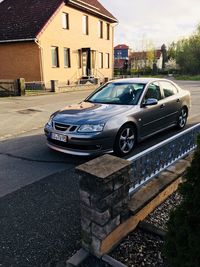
{"left": 44, "top": 125, "right": 114, "bottom": 156}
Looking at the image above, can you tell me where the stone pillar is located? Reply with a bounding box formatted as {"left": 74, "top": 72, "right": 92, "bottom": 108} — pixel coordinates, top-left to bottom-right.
{"left": 50, "top": 80, "right": 58, "bottom": 92}
{"left": 17, "top": 78, "right": 25, "bottom": 96}
{"left": 76, "top": 154, "right": 131, "bottom": 257}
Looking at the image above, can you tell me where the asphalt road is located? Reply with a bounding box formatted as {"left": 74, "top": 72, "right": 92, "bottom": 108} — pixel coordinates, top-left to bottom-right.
{"left": 0, "top": 80, "right": 200, "bottom": 266}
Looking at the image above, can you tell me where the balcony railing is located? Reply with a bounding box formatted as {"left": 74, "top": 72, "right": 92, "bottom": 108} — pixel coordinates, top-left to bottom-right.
{"left": 128, "top": 123, "right": 200, "bottom": 194}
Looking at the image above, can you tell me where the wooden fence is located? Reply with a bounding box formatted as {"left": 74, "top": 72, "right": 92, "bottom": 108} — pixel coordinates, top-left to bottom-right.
{"left": 0, "top": 78, "right": 25, "bottom": 97}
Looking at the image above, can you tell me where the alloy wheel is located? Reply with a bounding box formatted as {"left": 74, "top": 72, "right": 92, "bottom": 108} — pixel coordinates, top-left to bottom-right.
{"left": 114, "top": 124, "right": 136, "bottom": 156}
{"left": 178, "top": 108, "right": 187, "bottom": 129}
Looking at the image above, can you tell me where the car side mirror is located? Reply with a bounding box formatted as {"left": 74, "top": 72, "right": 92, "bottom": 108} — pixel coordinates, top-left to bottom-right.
{"left": 143, "top": 98, "right": 158, "bottom": 107}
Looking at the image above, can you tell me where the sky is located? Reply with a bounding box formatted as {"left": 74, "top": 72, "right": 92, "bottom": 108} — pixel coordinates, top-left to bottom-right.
{"left": 100, "top": 0, "right": 200, "bottom": 50}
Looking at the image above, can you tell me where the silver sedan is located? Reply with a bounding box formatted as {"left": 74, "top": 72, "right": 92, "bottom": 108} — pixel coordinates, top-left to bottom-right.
{"left": 44, "top": 78, "right": 191, "bottom": 156}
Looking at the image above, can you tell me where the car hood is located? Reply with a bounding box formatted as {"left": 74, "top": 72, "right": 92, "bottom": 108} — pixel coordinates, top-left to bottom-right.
{"left": 53, "top": 101, "right": 137, "bottom": 124}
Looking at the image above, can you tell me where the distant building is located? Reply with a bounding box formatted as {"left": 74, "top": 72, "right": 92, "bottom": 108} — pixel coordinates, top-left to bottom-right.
{"left": 0, "top": 0, "right": 117, "bottom": 87}
{"left": 114, "top": 44, "right": 130, "bottom": 60}
{"left": 130, "top": 50, "right": 163, "bottom": 71}
{"left": 114, "top": 44, "right": 131, "bottom": 71}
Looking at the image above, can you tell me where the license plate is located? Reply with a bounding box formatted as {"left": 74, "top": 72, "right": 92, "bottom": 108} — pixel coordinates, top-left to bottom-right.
{"left": 51, "top": 133, "right": 67, "bottom": 142}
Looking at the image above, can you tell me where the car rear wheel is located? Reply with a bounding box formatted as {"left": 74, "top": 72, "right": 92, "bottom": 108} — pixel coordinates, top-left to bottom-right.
{"left": 114, "top": 124, "right": 136, "bottom": 156}
{"left": 177, "top": 107, "right": 188, "bottom": 129}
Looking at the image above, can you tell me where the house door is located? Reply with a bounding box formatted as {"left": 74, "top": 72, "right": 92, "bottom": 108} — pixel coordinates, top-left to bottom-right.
{"left": 82, "top": 48, "right": 91, "bottom": 77}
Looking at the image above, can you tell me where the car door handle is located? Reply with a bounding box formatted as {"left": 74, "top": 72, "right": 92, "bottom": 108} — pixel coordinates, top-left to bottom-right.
{"left": 160, "top": 104, "right": 165, "bottom": 109}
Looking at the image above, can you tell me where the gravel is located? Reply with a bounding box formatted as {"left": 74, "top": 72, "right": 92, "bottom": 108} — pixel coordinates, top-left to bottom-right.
{"left": 66, "top": 191, "right": 182, "bottom": 267}
{"left": 145, "top": 191, "right": 182, "bottom": 230}
{"left": 110, "top": 229, "right": 165, "bottom": 267}
{"left": 108, "top": 191, "right": 182, "bottom": 267}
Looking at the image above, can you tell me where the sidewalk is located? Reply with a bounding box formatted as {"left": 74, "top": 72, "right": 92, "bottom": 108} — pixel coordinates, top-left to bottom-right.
{"left": 0, "top": 88, "right": 94, "bottom": 141}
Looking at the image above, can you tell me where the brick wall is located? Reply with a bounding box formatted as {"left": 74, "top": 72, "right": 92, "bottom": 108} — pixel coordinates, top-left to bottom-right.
{"left": 0, "top": 42, "right": 41, "bottom": 81}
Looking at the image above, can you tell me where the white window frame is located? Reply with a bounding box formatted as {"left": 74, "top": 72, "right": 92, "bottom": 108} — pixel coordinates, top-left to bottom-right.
{"left": 98, "top": 21, "right": 103, "bottom": 38}
{"left": 99, "top": 52, "right": 103, "bottom": 69}
{"left": 83, "top": 15, "right": 89, "bottom": 35}
{"left": 105, "top": 53, "right": 110, "bottom": 69}
{"left": 64, "top": 48, "right": 71, "bottom": 68}
{"left": 106, "top": 23, "right": 110, "bottom": 40}
{"left": 51, "top": 46, "right": 59, "bottom": 68}
{"left": 62, "top": 12, "right": 69, "bottom": 29}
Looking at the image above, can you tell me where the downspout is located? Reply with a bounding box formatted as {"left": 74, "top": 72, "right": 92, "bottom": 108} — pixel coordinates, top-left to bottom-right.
{"left": 112, "top": 22, "right": 119, "bottom": 79}
{"left": 35, "top": 39, "right": 44, "bottom": 83}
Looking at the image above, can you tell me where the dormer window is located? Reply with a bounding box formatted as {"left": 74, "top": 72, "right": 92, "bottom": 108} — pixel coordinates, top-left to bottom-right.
{"left": 62, "top": 12, "right": 69, "bottom": 29}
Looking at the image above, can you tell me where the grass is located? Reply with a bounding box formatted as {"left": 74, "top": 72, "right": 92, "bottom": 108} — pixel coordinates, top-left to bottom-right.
{"left": 25, "top": 89, "right": 51, "bottom": 96}
{"left": 174, "top": 75, "right": 200, "bottom": 81}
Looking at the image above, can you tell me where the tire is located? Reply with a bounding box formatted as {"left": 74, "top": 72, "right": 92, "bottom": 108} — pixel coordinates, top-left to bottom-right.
{"left": 113, "top": 124, "right": 136, "bottom": 156}
{"left": 177, "top": 107, "right": 188, "bottom": 129}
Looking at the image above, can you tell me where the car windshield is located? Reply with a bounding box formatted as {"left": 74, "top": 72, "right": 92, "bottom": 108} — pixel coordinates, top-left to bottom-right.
{"left": 86, "top": 82, "right": 146, "bottom": 105}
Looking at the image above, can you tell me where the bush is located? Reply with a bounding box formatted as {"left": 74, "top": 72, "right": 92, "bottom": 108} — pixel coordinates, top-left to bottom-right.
{"left": 164, "top": 135, "right": 200, "bottom": 267}
{"left": 157, "top": 69, "right": 169, "bottom": 75}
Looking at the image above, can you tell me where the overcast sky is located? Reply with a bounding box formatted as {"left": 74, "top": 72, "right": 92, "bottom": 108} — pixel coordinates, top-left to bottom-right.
{"left": 100, "top": 0, "right": 200, "bottom": 50}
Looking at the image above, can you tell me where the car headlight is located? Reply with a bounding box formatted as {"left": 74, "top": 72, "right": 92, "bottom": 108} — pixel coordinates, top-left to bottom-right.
{"left": 78, "top": 124, "right": 104, "bottom": 133}
{"left": 47, "top": 116, "right": 53, "bottom": 126}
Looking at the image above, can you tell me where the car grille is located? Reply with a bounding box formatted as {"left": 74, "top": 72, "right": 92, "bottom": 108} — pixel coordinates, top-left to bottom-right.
{"left": 54, "top": 122, "right": 78, "bottom": 132}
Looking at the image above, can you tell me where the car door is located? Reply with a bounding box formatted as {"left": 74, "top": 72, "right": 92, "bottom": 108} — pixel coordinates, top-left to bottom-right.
{"left": 159, "top": 81, "right": 182, "bottom": 126}
{"left": 139, "top": 82, "right": 167, "bottom": 137}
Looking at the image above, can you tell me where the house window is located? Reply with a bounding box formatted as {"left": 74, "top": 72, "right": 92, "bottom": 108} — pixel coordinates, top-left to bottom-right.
{"left": 98, "top": 21, "right": 103, "bottom": 38}
{"left": 64, "top": 48, "right": 71, "bottom": 68}
{"left": 83, "top": 15, "right": 89, "bottom": 35}
{"left": 105, "top": 53, "right": 110, "bottom": 68}
{"left": 62, "top": 12, "right": 69, "bottom": 29}
{"left": 106, "top": 23, "right": 110, "bottom": 40}
{"left": 51, "top": 46, "right": 59, "bottom": 67}
{"left": 99, "top": 52, "right": 103, "bottom": 69}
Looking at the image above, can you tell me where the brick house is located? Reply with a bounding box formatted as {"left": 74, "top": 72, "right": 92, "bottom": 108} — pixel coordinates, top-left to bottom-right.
{"left": 114, "top": 44, "right": 131, "bottom": 71}
{"left": 130, "top": 50, "right": 163, "bottom": 71}
{"left": 114, "top": 44, "right": 130, "bottom": 60}
{"left": 0, "top": 0, "right": 117, "bottom": 87}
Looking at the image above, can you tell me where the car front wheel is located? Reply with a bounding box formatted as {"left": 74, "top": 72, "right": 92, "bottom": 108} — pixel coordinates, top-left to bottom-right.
{"left": 114, "top": 124, "right": 136, "bottom": 156}
{"left": 177, "top": 107, "right": 188, "bottom": 129}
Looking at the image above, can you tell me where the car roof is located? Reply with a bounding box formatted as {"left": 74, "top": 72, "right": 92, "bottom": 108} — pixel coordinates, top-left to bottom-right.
{"left": 110, "top": 77, "right": 172, "bottom": 84}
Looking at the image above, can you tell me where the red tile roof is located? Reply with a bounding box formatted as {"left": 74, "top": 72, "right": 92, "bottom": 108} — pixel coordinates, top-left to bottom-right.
{"left": 74, "top": 0, "right": 117, "bottom": 21}
{"left": 155, "top": 50, "right": 162, "bottom": 58}
{"left": 114, "top": 44, "right": 129, "bottom": 50}
{"left": 0, "top": 0, "right": 117, "bottom": 42}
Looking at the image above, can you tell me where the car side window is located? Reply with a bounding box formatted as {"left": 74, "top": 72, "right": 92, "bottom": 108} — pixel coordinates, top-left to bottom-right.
{"left": 161, "top": 81, "right": 178, "bottom": 98}
{"left": 144, "top": 82, "right": 162, "bottom": 101}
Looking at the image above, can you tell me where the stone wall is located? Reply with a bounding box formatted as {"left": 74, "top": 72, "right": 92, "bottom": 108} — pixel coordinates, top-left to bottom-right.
{"left": 76, "top": 152, "right": 193, "bottom": 258}
{"left": 49, "top": 80, "right": 99, "bottom": 93}
{"left": 76, "top": 154, "right": 131, "bottom": 257}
